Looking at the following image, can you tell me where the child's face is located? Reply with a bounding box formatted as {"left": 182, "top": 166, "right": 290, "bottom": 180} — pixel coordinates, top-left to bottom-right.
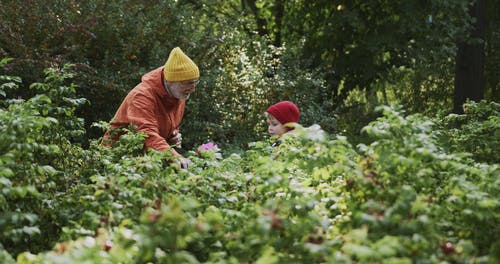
{"left": 266, "top": 113, "right": 287, "bottom": 136}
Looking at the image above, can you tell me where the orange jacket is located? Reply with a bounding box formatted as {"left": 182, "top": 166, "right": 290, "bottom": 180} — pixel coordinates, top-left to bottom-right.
{"left": 104, "top": 67, "right": 184, "bottom": 157}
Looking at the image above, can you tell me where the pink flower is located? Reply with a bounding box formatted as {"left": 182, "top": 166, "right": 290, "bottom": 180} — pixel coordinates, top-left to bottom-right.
{"left": 198, "top": 142, "right": 219, "bottom": 152}
{"left": 196, "top": 142, "right": 222, "bottom": 159}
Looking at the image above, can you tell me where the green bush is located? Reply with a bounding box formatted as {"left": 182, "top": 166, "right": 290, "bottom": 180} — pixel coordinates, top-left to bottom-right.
{"left": 436, "top": 100, "right": 500, "bottom": 164}
{"left": 0, "top": 64, "right": 88, "bottom": 255}
{"left": 11, "top": 102, "right": 500, "bottom": 263}
{"left": 2, "top": 61, "right": 499, "bottom": 263}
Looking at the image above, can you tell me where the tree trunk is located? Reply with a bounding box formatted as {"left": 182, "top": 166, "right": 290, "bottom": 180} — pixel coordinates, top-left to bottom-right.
{"left": 244, "top": 0, "right": 269, "bottom": 37}
{"left": 273, "top": 0, "right": 284, "bottom": 47}
{"left": 453, "top": 0, "right": 486, "bottom": 114}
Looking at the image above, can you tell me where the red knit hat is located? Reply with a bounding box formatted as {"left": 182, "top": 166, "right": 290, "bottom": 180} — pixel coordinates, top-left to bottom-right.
{"left": 266, "top": 101, "right": 300, "bottom": 126}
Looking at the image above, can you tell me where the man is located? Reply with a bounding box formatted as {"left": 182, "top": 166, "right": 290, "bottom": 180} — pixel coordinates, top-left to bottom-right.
{"left": 103, "top": 47, "right": 199, "bottom": 169}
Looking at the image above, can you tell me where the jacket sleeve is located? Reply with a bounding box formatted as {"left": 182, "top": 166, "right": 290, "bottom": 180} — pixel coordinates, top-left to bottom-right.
{"left": 126, "top": 92, "right": 181, "bottom": 157}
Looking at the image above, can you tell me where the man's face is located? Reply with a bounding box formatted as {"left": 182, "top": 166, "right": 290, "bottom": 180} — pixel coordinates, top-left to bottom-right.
{"left": 167, "top": 79, "right": 199, "bottom": 99}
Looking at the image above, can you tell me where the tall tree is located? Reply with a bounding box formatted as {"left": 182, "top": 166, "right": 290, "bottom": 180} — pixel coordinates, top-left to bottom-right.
{"left": 454, "top": 0, "right": 487, "bottom": 114}
{"left": 484, "top": 0, "right": 500, "bottom": 102}
{"left": 269, "top": 1, "right": 472, "bottom": 109}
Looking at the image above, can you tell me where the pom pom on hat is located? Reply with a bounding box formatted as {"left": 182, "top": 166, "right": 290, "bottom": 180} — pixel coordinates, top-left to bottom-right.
{"left": 266, "top": 101, "right": 300, "bottom": 126}
{"left": 164, "top": 47, "right": 199, "bottom": 82}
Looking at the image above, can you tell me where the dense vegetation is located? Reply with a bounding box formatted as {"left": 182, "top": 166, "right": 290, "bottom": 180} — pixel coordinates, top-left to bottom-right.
{"left": 1, "top": 0, "right": 499, "bottom": 148}
{"left": 1, "top": 0, "right": 499, "bottom": 263}
{"left": 1, "top": 61, "right": 499, "bottom": 263}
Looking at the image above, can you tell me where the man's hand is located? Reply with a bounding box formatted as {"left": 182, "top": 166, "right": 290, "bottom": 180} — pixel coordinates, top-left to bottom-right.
{"left": 167, "top": 130, "right": 182, "bottom": 148}
{"left": 176, "top": 157, "right": 192, "bottom": 169}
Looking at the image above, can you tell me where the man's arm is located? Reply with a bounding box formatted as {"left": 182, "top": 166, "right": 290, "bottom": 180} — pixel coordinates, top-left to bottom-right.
{"left": 126, "top": 92, "right": 178, "bottom": 154}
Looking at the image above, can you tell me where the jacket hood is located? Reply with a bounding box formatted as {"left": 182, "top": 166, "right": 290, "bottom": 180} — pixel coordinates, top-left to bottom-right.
{"left": 141, "top": 67, "right": 169, "bottom": 98}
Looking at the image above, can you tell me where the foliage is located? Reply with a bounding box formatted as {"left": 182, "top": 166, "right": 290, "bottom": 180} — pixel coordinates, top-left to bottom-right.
{"left": 2, "top": 66, "right": 498, "bottom": 262}
{"left": 484, "top": 0, "right": 500, "bottom": 102}
{"left": 0, "top": 0, "right": 202, "bottom": 141}
{"left": 1, "top": 1, "right": 499, "bottom": 261}
{"left": 0, "top": 64, "right": 88, "bottom": 255}
{"left": 4, "top": 0, "right": 495, "bottom": 148}
{"left": 184, "top": 35, "right": 330, "bottom": 150}
{"left": 436, "top": 100, "right": 500, "bottom": 164}
{"left": 272, "top": 0, "right": 467, "bottom": 101}
{"left": 358, "top": 104, "right": 499, "bottom": 259}
{"left": 0, "top": 246, "right": 15, "bottom": 264}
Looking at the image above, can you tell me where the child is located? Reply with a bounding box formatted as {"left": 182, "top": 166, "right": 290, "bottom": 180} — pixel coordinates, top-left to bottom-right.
{"left": 265, "top": 101, "right": 300, "bottom": 147}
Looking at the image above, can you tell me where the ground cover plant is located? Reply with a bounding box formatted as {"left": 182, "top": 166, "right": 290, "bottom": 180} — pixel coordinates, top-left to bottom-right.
{"left": 1, "top": 66, "right": 499, "bottom": 263}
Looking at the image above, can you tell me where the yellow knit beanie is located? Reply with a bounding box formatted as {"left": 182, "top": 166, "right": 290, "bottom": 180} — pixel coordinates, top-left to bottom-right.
{"left": 164, "top": 47, "right": 199, "bottom": 82}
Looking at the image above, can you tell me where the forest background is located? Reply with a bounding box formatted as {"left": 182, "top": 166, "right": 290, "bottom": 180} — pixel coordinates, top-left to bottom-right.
{"left": 1, "top": 0, "right": 498, "bottom": 150}
{"left": 1, "top": 1, "right": 500, "bottom": 262}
